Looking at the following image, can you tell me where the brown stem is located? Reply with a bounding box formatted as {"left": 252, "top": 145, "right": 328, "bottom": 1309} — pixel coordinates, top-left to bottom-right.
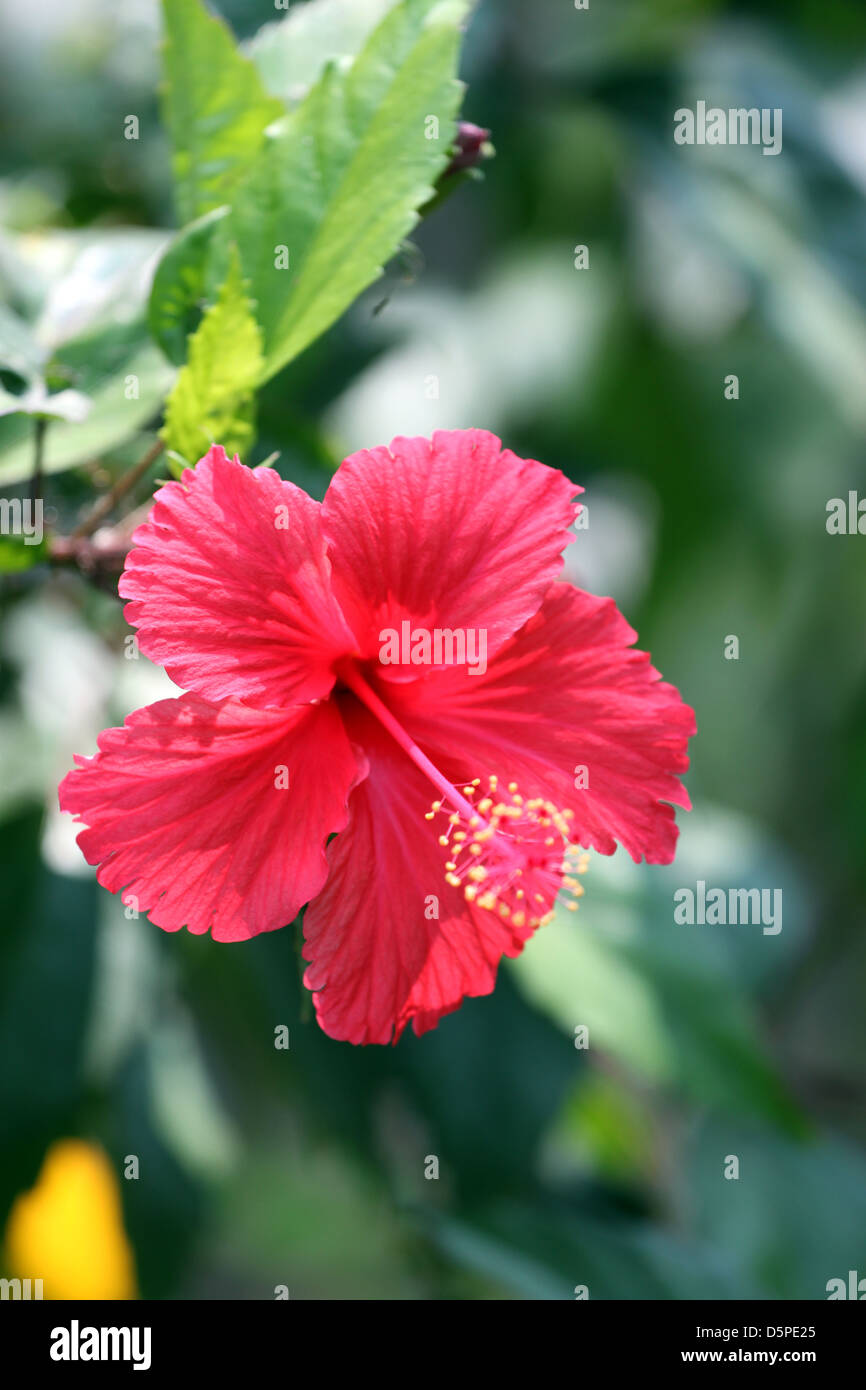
{"left": 71, "top": 438, "right": 164, "bottom": 539}
{"left": 50, "top": 503, "right": 151, "bottom": 581}
{"left": 31, "top": 416, "right": 47, "bottom": 508}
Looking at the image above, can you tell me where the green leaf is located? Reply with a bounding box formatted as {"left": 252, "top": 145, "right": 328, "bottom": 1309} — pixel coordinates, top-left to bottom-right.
{"left": 0, "top": 229, "right": 175, "bottom": 484}
{"left": 0, "top": 303, "right": 45, "bottom": 389}
{"left": 108, "top": 1045, "right": 207, "bottom": 1299}
{"left": 511, "top": 805, "right": 808, "bottom": 1132}
{"left": 0, "top": 323, "right": 175, "bottom": 486}
{"left": 394, "top": 969, "right": 581, "bottom": 1199}
{"left": 419, "top": 1201, "right": 755, "bottom": 1300}
{"left": 153, "top": 0, "right": 470, "bottom": 385}
{"left": 0, "top": 809, "right": 100, "bottom": 1224}
{"left": 247, "top": 0, "right": 397, "bottom": 108}
{"left": 0, "top": 385, "right": 91, "bottom": 423}
{"left": 161, "top": 247, "right": 263, "bottom": 466}
{"left": 147, "top": 207, "right": 231, "bottom": 367}
{"left": 688, "top": 1121, "right": 866, "bottom": 1299}
{"left": 25, "top": 227, "right": 169, "bottom": 350}
{"left": 514, "top": 906, "right": 802, "bottom": 1130}
{"left": 0, "top": 533, "right": 48, "bottom": 573}
{"left": 160, "top": 0, "right": 283, "bottom": 226}
{"left": 226, "top": 0, "right": 469, "bottom": 379}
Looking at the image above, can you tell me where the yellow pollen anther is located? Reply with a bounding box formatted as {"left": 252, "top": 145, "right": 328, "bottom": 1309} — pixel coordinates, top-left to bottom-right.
{"left": 426, "top": 770, "right": 590, "bottom": 929}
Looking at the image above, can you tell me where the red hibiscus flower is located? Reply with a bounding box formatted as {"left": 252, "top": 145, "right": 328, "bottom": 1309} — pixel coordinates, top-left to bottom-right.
{"left": 59, "top": 430, "right": 695, "bottom": 1045}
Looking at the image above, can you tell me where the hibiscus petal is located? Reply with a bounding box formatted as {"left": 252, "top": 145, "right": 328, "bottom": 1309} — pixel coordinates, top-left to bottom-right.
{"left": 302, "top": 705, "right": 533, "bottom": 1044}
{"left": 58, "top": 694, "right": 363, "bottom": 941}
{"left": 386, "top": 582, "right": 696, "bottom": 865}
{"left": 321, "top": 429, "right": 581, "bottom": 666}
{"left": 119, "top": 446, "right": 356, "bottom": 707}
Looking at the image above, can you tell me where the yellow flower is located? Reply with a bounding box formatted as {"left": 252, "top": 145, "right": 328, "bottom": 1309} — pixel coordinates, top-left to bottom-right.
{"left": 4, "top": 1139, "right": 136, "bottom": 1300}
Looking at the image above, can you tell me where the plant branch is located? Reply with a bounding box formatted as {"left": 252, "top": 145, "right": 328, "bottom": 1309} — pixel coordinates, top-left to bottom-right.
{"left": 50, "top": 503, "right": 151, "bottom": 586}
{"left": 30, "top": 416, "right": 47, "bottom": 508}
{"left": 72, "top": 438, "right": 164, "bottom": 539}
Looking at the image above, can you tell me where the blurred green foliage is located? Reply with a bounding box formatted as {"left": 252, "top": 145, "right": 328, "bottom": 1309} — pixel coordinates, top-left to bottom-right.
{"left": 0, "top": 0, "right": 865, "bottom": 1298}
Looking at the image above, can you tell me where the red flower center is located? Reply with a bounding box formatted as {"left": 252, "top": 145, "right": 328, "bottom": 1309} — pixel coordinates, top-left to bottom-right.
{"left": 336, "top": 660, "right": 589, "bottom": 928}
